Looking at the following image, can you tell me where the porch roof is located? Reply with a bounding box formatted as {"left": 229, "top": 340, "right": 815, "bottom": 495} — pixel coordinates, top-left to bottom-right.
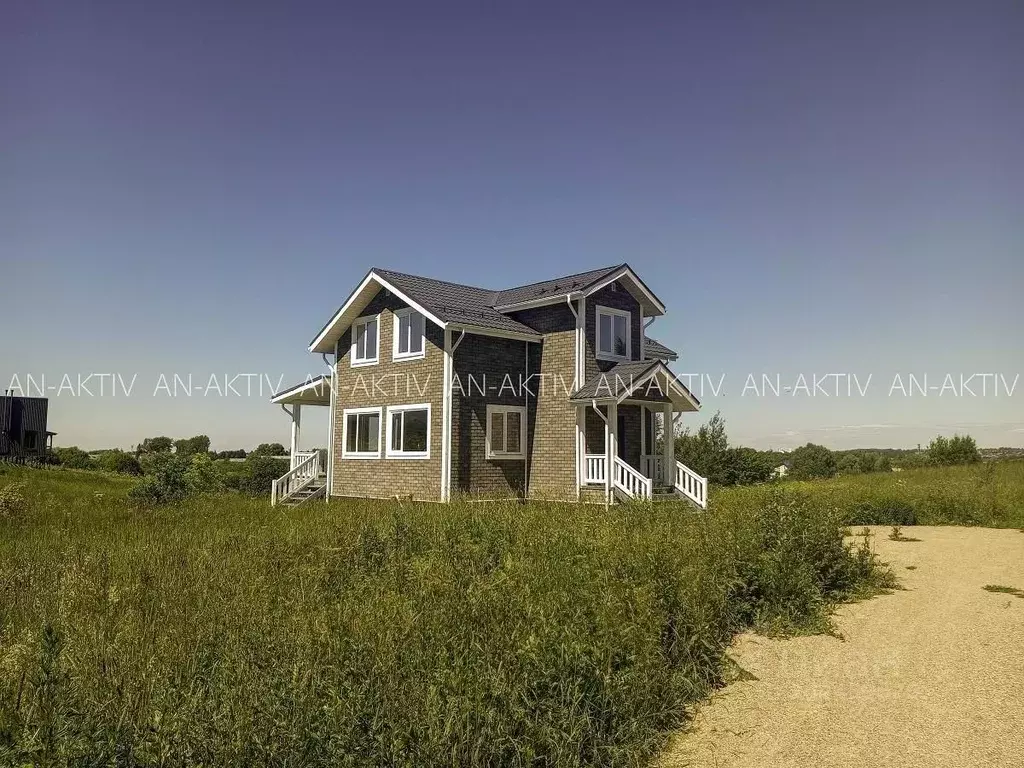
{"left": 570, "top": 360, "right": 700, "bottom": 412}
{"left": 643, "top": 337, "right": 678, "bottom": 361}
{"left": 270, "top": 375, "right": 332, "bottom": 406}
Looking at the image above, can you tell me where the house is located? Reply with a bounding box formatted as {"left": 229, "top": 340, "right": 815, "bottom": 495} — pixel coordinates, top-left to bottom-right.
{"left": 772, "top": 463, "right": 790, "bottom": 479}
{"left": 0, "top": 394, "right": 55, "bottom": 460}
{"left": 269, "top": 264, "right": 707, "bottom": 507}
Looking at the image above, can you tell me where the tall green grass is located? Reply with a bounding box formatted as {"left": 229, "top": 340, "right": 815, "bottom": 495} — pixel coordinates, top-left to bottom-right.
{"left": 718, "top": 459, "right": 1024, "bottom": 528}
{"left": 0, "top": 465, "right": 889, "bottom": 766}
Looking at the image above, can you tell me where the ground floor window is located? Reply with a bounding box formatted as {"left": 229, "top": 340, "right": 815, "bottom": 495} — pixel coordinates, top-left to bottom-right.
{"left": 387, "top": 404, "right": 430, "bottom": 458}
{"left": 487, "top": 404, "right": 526, "bottom": 459}
{"left": 343, "top": 407, "right": 381, "bottom": 458}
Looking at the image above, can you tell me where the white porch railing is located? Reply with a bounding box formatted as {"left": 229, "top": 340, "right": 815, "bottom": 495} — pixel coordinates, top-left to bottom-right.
{"left": 675, "top": 461, "right": 708, "bottom": 509}
{"left": 613, "top": 456, "right": 652, "bottom": 501}
{"left": 584, "top": 454, "right": 606, "bottom": 484}
{"left": 271, "top": 452, "right": 320, "bottom": 506}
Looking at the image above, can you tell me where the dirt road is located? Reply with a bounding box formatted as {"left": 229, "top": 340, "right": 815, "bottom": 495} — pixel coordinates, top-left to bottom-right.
{"left": 661, "top": 526, "right": 1024, "bottom": 768}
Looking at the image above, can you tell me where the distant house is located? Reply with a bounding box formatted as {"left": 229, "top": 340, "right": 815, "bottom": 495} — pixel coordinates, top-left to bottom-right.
{"left": 0, "top": 394, "right": 55, "bottom": 460}
{"left": 268, "top": 264, "right": 707, "bottom": 508}
{"left": 772, "top": 463, "right": 790, "bottom": 479}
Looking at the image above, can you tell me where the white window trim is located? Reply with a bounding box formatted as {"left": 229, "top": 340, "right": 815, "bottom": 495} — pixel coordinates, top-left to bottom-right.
{"left": 386, "top": 403, "right": 431, "bottom": 459}
{"left": 350, "top": 314, "right": 380, "bottom": 368}
{"left": 341, "top": 406, "right": 382, "bottom": 459}
{"left": 595, "top": 305, "right": 632, "bottom": 362}
{"left": 392, "top": 307, "right": 426, "bottom": 362}
{"left": 486, "top": 404, "right": 527, "bottom": 460}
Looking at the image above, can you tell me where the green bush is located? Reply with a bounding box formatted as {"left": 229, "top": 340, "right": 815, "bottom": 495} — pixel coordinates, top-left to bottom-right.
{"left": 848, "top": 498, "right": 917, "bottom": 526}
{"left": 239, "top": 457, "right": 288, "bottom": 496}
{"left": 52, "top": 446, "right": 95, "bottom": 470}
{"left": 96, "top": 450, "right": 143, "bottom": 475}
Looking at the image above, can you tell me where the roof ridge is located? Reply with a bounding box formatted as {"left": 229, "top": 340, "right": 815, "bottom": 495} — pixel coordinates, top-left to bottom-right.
{"left": 371, "top": 266, "right": 498, "bottom": 295}
{"left": 494, "top": 263, "right": 625, "bottom": 298}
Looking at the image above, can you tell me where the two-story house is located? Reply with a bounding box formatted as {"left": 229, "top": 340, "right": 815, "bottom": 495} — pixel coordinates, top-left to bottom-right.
{"left": 0, "top": 394, "right": 55, "bottom": 461}
{"left": 269, "top": 264, "right": 707, "bottom": 507}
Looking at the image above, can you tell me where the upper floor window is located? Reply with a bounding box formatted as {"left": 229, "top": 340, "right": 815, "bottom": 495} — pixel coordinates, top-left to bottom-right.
{"left": 351, "top": 315, "right": 379, "bottom": 367}
{"left": 596, "top": 306, "right": 631, "bottom": 361}
{"left": 393, "top": 308, "right": 425, "bottom": 360}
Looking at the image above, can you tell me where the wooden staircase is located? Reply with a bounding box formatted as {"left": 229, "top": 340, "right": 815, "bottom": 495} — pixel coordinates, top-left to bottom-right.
{"left": 278, "top": 474, "right": 327, "bottom": 507}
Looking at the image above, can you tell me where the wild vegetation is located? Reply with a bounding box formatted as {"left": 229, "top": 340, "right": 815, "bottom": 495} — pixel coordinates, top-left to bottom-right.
{"left": 0, "top": 464, "right": 894, "bottom": 766}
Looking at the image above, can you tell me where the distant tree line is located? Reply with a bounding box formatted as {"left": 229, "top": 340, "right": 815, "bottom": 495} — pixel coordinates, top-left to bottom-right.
{"left": 671, "top": 414, "right": 982, "bottom": 485}
{"left": 48, "top": 436, "right": 301, "bottom": 503}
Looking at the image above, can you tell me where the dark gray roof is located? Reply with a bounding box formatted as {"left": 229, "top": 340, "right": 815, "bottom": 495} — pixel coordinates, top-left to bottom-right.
{"left": 491, "top": 264, "right": 624, "bottom": 307}
{"left": 373, "top": 268, "right": 540, "bottom": 337}
{"left": 644, "top": 337, "right": 678, "bottom": 360}
{"left": 570, "top": 361, "right": 660, "bottom": 400}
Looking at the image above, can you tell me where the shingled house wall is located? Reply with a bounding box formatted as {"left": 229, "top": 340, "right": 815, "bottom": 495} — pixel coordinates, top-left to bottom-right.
{"left": 508, "top": 303, "right": 578, "bottom": 500}
{"left": 584, "top": 281, "right": 643, "bottom": 381}
{"left": 332, "top": 292, "right": 444, "bottom": 501}
{"left": 451, "top": 333, "right": 529, "bottom": 499}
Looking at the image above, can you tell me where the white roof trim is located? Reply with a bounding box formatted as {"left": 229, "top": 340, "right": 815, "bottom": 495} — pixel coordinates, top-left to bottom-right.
{"left": 492, "top": 292, "right": 583, "bottom": 313}
{"left": 308, "top": 270, "right": 448, "bottom": 354}
{"left": 448, "top": 323, "right": 543, "bottom": 343}
{"left": 270, "top": 375, "right": 333, "bottom": 405}
{"left": 583, "top": 266, "right": 666, "bottom": 315}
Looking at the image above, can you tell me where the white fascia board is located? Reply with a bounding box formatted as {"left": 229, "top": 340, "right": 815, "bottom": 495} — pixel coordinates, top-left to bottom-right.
{"left": 447, "top": 323, "right": 543, "bottom": 343}
{"left": 308, "top": 271, "right": 448, "bottom": 354}
{"left": 270, "top": 375, "right": 332, "bottom": 404}
{"left": 615, "top": 363, "right": 701, "bottom": 411}
{"left": 491, "top": 291, "right": 583, "bottom": 313}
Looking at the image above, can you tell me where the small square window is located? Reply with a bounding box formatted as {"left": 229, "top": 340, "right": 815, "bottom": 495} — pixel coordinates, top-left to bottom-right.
{"left": 343, "top": 408, "right": 381, "bottom": 458}
{"left": 387, "top": 404, "right": 430, "bottom": 458}
{"left": 486, "top": 405, "right": 526, "bottom": 459}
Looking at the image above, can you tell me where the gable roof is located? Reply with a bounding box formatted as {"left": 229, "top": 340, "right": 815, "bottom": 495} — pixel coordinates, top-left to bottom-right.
{"left": 643, "top": 337, "right": 678, "bottom": 361}
{"left": 491, "top": 264, "right": 623, "bottom": 307}
{"left": 372, "top": 269, "right": 539, "bottom": 338}
{"left": 309, "top": 262, "right": 667, "bottom": 354}
{"left": 570, "top": 360, "right": 700, "bottom": 411}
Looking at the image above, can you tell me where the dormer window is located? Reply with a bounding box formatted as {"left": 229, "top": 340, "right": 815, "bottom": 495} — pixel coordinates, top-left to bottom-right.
{"left": 596, "top": 306, "right": 631, "bottom": 361}
{"left": 393, "top": 308, "right": 425, "bottom": 360}
{"left": 351, "top": 315, "right": 379, "bottom": 366}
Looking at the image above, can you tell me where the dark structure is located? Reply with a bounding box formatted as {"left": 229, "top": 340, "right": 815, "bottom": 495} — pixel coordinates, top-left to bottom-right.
{"left": 0, "top": 394, "right": 55, "bottom": 459}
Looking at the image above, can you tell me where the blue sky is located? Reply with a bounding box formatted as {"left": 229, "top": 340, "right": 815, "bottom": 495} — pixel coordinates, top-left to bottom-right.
{"left": 2, "top": 1, "right": 1022, "bottom": 451}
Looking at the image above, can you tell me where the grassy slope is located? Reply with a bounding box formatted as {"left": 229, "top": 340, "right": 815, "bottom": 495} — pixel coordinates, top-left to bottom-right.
{"left": 0, "top": 465, "right": 890, "bottom": 767}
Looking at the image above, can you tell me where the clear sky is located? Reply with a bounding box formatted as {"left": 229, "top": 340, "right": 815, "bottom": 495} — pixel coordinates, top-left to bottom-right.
{"left": 2, "top": 1, "right": 1022, "bottom": 452}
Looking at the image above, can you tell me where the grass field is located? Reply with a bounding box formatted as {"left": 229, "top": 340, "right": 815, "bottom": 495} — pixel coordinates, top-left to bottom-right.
{"left": 3, "top": 460, "right": 1019, "bottom": 765}
{"left": 717, "top": 459, "right": 1024, "bottom": 528}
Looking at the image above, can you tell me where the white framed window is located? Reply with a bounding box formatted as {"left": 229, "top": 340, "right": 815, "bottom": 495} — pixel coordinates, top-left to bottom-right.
{"left": 596, "top": 305, "right": 631, "bottom": 361}
{"left": 342, "top": 406, "right": 382, "bottom": 458}
{"left": 393, "top": 308, "right": 425, "bottom": 361}
{"left": 486, "top": 404, "right": 526, "bottom": 460}
{"left": 351, "top": 315, "right": 379, "bottom": 367}
{"left": 386, "top": 403, "right": 431, "bottom": 458}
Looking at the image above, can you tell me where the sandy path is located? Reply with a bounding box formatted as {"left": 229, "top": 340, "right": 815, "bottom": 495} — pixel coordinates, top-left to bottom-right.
{"left": 660, "top": 527, "right": 1024, "bottom": 768}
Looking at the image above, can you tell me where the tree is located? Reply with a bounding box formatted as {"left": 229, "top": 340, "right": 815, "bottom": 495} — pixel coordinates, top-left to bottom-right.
{"left": 138, "top": 436, "right": 173, "bottom": 454}
{"left": 928, "top": 434, "right": 980, "bottom": 465}
{"left": 52, "top": 446, "right": 94, "bottom": 470}
{"left": 718, "top": 447, "right": 774, "bottom": 485}
{"left": 174, "top": 435, "right": 211, "bottom": 457}
{"left": 240, "top": 456, "right": 288, "bottom": 495}
{"left": 250, "top": 442, "right": 287, "bottom": 458}
{"left": 789, "top": 443, "right": 837, "bottom": 480}
{"left": 837, "top": 454, "right": 862, "bottom": 475}
{"left": 873, "top": 455, "right": 892, "bottom": 473}
{"left": 97, "top": 449, "right": 143, "bottom": 475}
{"left": 674, "top": 412, "right": 728, "bottom": 483}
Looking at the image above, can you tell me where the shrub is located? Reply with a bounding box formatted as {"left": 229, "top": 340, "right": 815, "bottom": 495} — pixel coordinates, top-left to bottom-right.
{"left": 96, "top": 450, "right": 143, "bottom": 475}
{"left": 128, "top": 455, "right": 191, "bottom": 504}
{"left": 847, "top": 498, "right": 916, "bottom": 526}
{"left": 52, "top": 446, "right": 95, "bottom": 470}
{"left": 789, "top": 443, "right": 837, "bottom": 480}
{"left": 928, "top": 434, "right": 981, "bottom": 466}
{"left": 239, "top": 457, "right": 288, "bottom": 496}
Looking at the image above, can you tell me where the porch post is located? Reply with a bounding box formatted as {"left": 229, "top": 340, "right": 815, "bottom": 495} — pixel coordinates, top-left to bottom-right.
{"left": 661, "top": 402, "right": 673, "bottom": 488}
{"left": 575, "top": 405, "right": 584, "bottom": 500}
{"left": 606, "top": 402, "right": 617, "bottom": 503}
{"left": 290, "top": 404, "right": 302, "bottom": 468}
